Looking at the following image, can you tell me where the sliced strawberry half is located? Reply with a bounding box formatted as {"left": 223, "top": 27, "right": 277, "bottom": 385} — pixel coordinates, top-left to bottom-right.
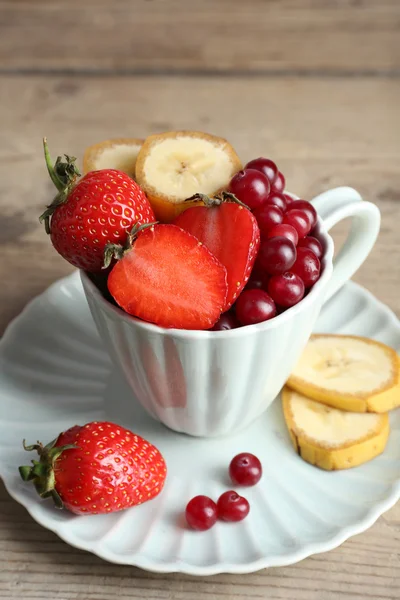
{"left": 173, "top": 193, "right": 260, "bottom": 309}
{"left": 107, "top": 224, "right": 227, "bottom": 330}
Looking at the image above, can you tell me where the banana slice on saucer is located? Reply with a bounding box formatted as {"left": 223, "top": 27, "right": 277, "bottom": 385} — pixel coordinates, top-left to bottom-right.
{"left": 282, "top": 387, "right": 390, "bottom": 470}
{"left": 287, "top": 335, "right": 400, "bottom": 413}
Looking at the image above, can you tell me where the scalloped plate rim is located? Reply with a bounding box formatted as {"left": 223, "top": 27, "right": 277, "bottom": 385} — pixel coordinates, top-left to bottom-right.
{"left": 2, "top": 476, "right": 400, "bottom": 575}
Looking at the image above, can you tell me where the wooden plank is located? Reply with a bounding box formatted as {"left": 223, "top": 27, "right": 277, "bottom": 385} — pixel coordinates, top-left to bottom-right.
{"left": 0, "top": 75, "right": 399, "bottom": 334}
{"left": 1, "top": 481, "right": 400, "bottom": 599}
{"left": 1, "top": 0, "right": 400, "bottom": 73}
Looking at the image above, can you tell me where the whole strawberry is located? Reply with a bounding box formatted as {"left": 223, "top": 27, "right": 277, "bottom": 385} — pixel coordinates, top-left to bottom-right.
{"left": 19, "top": 421, "right": 167, "bottom": 515}
{"left": 40, "top": 139, "right": 155, "bottom": 272}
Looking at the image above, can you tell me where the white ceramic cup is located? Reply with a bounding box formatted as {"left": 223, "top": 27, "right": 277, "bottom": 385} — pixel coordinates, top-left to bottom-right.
{"left": 81, "top": 187, "right": 380, "bottom": 437}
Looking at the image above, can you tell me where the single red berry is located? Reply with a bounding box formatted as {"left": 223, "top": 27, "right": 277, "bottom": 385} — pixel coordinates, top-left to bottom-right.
{"left": 266, "top": 223, "right": 298, "bottom": 246}
{"left": 289, "top": 200, "right": 318, "bottom": 229}
{"left": 283, "top": 209, "right": 312, "bottom": 239}
{"left": 107, "top": 224, "right": 228, "bottom": 330}
{"left": 229, "top": 453, "right": 262, "bottom": 486}
{"left": 245, "top": 157, "right": 278, "bottom": 185}
{"left": 268, "top": 272, "right": 305, "bottom": 307}
{"left": 18, "top": 422, "right": 167, "bottom": 515}
{"left": 298, "top": 235, "right": 323, "bottom": 259}
{"left": 174, "top": 197, "right": 260, "bottom": 310}
{"left": 253, "top": 204, "right": 283, "bottom": 235}
{"left": 228, "top": 169, "right": 271, "bottom": 210}
{"left": 257, "top": 236, "right": 297, "bottom": 275}
{"left": 291, "top": 247, "right": 321, "bottom": 287}
{"left": 211, "top": 311, "right": 239, "bottom": 331}
{"left": 40, "top": 142, "right": 155, "bottom": 272}
{"left": 186, "top": 495, "right": 218, "bottom": 531}
{"left": 265, "top": 191, "right": 287, "bottom": 212}
{"left": 272, "top": 171, "right": 285, "bottom": 193}
{"left": 235, "top": 289, "right": 276, "bottom": 326}
{"left": 217, "top": 491, "right": 250, "bottom": 522}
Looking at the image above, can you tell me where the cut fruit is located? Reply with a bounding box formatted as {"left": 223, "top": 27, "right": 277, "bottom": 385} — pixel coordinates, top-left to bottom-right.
{"left": 173, "top": 197, "right": 260, "bottom": 310}
{"left": 83, "top": 138, "right": 144, "bottom": 178}
{"left": 107, "top": 224, "right": 228, "bottom": 330}
{"left": 135, "top": 131, "right": 242, "bottom": 222}
{"left": 282, "top": 387, "right": 390, "bottom": 470}
{"left": 287, "top": 334, "right": 400, "bottom": 413}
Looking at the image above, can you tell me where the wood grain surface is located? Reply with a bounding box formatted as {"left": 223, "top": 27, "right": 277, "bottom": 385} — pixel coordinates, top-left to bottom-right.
{"left": 1, "top": 0, "right": 400, "bottom": 74}
{"left": 1, "top": 0, "right": 400, "bottom": 598}
{"left": 1, "top": 480, "right": 400, "bottom": 600}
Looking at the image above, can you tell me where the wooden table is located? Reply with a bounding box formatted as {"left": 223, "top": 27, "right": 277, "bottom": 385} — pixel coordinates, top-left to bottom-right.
{"left": 1, "top": 1, "right": 400, "bottom": 598}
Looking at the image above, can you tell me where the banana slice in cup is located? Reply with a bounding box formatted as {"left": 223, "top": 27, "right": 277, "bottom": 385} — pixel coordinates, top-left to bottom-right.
{"left": 83, "top": 138, "right": 144, "bottom": 178}
{"left": 135, "top": 130, "right": 242, "bottom": 222}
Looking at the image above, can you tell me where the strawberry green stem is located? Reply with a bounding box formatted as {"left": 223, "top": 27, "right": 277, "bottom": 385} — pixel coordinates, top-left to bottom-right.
{"left": 43, "top": 138, "right": 65, "bottom": 192}
{"left": 39, "top": 138, "right": 81, "bottom": 235}
{"left": 103, "top": 221, "right": 157, "bottom": 269}
{"left": 19, "top": 437, "right": 77, "bottom": 510}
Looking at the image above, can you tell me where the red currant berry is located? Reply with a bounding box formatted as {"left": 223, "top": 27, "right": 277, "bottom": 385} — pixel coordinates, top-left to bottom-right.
{"left": 272, "top": 171, "right": 285, "bottom": 193}
{"left": 253, "top": 204, "right": 283, "bottom": 235}
{"left": 289, "top": 200, "right": 317, "bottom": 229}
{"left": 245, "top": 157, "right": 278, "bottom": 185}
{"left": 211, "top": 312, "right": 239, "bottom": 331}
{"left": 268, "top": 272, "right": 305, "bottom": 307}
{"left": 246, "top": 272, "right": 270, "bottom": 291}
{"left": 291, "top": 247, "right": 321, "bottom": 287}
{"left": 283, "top": 193, "right": 294, "bottom": 207}
{"left": 266, "top": 223, "right": 298, "bottom": 246}
{"left": 185, "top": 495, "right": 218, "bottom": 531}
{"left": 283, "top": 209, "right": 312, "bottom": 238}
{"left": 297, "top": 235, "right": 323, "bottom": 259}
{"left": 265, "top": 191, "right": 287, "bottom": 212}
{"left": 257, "top": 236, "right": 297, "bottom": 275}
{"left": 217, "top": 491, "right": 250, "bottom": 522}
{"left": 235, "top": 289, "right": 276, "bottom": 326}
{"left": 229, "top": 453, "right": 262, "bottom": 486}
{"left": 228, "top": 169, "right": 271, "bottom": 210}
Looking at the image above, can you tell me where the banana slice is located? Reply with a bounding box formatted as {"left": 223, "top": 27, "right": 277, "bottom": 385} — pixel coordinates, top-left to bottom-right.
{"left": 287, "top": 335, "right": 400, "bottom": 413}
{"left": 282, "top": 387, "right": 390, "bottom": 470}
{"left": 83, "top": 138, "right": 144, "bottom": 178}
{"left": 135, "top": 131, "right": 242, "bottom": 222}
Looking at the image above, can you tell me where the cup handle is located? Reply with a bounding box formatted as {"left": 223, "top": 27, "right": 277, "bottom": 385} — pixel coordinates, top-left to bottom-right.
{"left": 310, "top": 186, "right": 380, "bottom": 304}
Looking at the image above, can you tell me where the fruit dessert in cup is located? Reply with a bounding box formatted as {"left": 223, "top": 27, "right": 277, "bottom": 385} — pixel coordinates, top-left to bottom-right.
{"left": 40, "top": 131, "right": 380, "bottom": 436}
{"left": 40, "top": 135, "right": 322, "bottom": 330}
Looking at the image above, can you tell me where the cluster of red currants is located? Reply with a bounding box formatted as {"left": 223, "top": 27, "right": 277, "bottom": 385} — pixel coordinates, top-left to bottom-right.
{"left": 213, "top": 158, "right": 323, "bottom": 329}
{"left": 185, "top": 453, "right": 262, "bottom": 530}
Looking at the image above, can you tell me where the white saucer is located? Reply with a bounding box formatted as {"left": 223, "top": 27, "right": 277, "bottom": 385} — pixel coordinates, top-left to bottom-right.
{"left": 0, "top": 272, "right": 399, "bottom": 575}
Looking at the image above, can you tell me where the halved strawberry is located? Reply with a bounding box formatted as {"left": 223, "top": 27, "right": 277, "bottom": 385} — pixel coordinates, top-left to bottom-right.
{"left": 107, "top": 224, "right": 228, "bottom": 330}
{"left": 173, "top": 193, "right": 260, "bottom": 309}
